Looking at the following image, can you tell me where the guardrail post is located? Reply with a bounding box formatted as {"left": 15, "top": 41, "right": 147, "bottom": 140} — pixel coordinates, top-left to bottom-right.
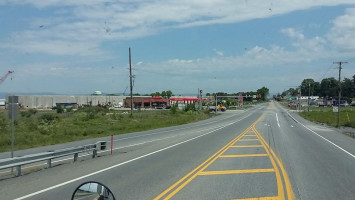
{"left": 16, "top": 166, "right": 21, "bottom": 176}
{"left": 47, "top": 159, "right": 52, "bottom": 168}
{"left": 92, "top": 149, "right": 97, "bottom": 158}
{"left": 74, "top": 153, "right": 78, "bottom": 162}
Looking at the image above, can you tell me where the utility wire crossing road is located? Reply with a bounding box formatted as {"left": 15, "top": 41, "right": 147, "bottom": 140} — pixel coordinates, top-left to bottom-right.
{"left": 154, "top": 115, "right": 294, "bottom": 200}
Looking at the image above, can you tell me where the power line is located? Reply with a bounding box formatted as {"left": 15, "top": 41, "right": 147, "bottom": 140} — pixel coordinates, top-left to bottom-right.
{"left": 344, "top": 56, "right": 355, "bottom": 63}
{"left": 316, "top": 64, "right": 337, "bottom": 83}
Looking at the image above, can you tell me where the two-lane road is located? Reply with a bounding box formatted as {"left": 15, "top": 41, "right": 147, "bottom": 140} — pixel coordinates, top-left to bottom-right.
{"left": 1, "top": 102, "right": 354, "bottom": 199}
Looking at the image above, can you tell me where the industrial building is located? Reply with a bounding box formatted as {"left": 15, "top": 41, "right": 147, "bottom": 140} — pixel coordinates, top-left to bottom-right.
{"left": 5, "top": 95, "right": 126, "bottom": 109}
{"left": 3, "top": 95, "right": 206, "bottom": 110}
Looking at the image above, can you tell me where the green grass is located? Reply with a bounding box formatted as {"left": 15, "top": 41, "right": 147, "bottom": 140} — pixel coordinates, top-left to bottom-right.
{"left": 0, "top": 108, "right": 213, "bottom": 152}
{"left": 278, "top": 101, "right": 355, "bottom": 128}
{"left": 299, "top": 107, "right": 355, "bottom": 128}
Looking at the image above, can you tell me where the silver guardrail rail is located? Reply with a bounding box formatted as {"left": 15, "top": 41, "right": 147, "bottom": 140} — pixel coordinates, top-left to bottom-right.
{"left": 0, "top": 141, "right": 107, "bottom": 176}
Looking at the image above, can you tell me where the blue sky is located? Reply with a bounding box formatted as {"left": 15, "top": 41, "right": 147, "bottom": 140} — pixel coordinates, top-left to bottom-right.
{"left": 1, "top": 0, "right": 355, "bottom": 96}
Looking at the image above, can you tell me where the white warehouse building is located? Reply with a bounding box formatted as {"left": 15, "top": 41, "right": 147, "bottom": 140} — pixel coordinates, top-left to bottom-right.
{"left": 5, "top": 95, "right": 126, "bottom": 109}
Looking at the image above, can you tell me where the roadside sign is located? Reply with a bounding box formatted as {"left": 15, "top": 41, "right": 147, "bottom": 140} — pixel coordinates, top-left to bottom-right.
{"left": 8, "top": 103, "right": 19, "bottom": 119}
{"left": 333, "top": 106, "right": 338, "bottom": 113}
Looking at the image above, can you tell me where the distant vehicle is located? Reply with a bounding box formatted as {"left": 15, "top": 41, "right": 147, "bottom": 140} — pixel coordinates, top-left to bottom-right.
{"left": 114, "top": 102, "right": 123, "bottom": 108}
{"left": 288, "top": 102, "right": 297, "bottom": 108}
{"left": 318, "top": 102, "right": 325, "bottom": 107}
{"left": 333, "top": 100, "right": 346, "bottom": 106}
{"left": 309, "top": 101, "right": 318, "bottom": 107}
{"left": 155, "top": 104, "right": 166, "bottom": 109}
{"left": 210, "top": 104, "right": 226, "bottom": 112}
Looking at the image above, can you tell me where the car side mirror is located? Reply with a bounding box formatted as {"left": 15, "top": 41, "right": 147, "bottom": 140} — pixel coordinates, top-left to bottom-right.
{"left": 72, "top": 181, "right": 116, "bottom": 200}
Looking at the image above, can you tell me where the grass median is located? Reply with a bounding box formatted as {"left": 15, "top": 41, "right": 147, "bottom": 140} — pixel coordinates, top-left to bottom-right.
{"left": 0, "top": 107, "right": 213, "bottom": 152}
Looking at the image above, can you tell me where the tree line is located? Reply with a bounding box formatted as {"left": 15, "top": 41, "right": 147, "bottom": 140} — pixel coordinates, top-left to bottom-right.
{"left": 206, "top": 86, "right": 269, "bottom": 101}
{"left": 282, "top": 74, "right": 355, "bottom": 99}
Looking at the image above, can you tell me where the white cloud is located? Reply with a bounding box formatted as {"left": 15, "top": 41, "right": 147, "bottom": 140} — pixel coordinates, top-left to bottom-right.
{"left": 327, "top": 7, "right": 355, "bottom": 51}
{"left": 213, "top": 49, "right": 224, "bottom": 56}
{"left": 281, "top": 28, "right": 305, "bottom": 41}
{"left": 1, "top": 0, "right": 355, "bottom": 56}
{"left": 1, "top": 1, "right": 355, "bottom": 94}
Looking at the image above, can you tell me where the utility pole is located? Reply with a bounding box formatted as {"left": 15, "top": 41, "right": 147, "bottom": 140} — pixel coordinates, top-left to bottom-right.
{"left": 129, "top": 48, "right": 133, "bottom": 116}
{"left": 333, "top": 61, "right": 347, "bottom": 127}
{"left": 298, "top": 88, "right": 301, "bottom": 112}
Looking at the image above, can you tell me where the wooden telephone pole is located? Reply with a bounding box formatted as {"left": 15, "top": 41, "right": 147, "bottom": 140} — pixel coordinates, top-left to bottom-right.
{"left": 333, "top": 61, "right": 347, "bottom": 127}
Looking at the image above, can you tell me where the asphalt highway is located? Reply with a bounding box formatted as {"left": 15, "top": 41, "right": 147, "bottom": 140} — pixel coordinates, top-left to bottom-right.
{"left": 1, "top": 102, "right": 355, "bottom": 200}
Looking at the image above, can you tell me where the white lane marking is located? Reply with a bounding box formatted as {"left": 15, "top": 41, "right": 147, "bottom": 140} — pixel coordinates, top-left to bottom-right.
{"left": 116, "top": 111, "right": 245, "bottom": 141}
{"left": 14, "top": 113, "right": 254, "bottom": 200}
{"left": 276, "top": 113, "right": 280, "bottom": 128}
{"left": 287, "top": 112, "right": 355, "bottom": 159}
{"left": 290, "top": 125, "right": 294, "bottom": 128}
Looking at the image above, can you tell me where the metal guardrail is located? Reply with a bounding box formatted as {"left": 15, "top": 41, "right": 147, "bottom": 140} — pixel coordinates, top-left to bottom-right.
{"left": 0, "top": 141, "right": 107, "bottom": 176}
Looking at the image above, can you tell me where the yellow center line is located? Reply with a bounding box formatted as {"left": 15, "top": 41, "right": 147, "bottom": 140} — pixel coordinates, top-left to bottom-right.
{"left": 198, "top": 168, "right": 275, "bottom": 175}
{"left": 230, "top": 145, "right": 263, "bottom": 148}
{"left": 244, "top": 134, "right": 257, "bottom": 136}
{"left": 219, "top": 154, "right": 268, "bottom": 158}
{"left": 231, "top": 196, "right": 279, "bottom": 200}
{"left": 153, "top": 124, "right": 254, "bottom": 200}
{"left": 253, "top": 127, "right": 294, "bottom": 200}
{"left": 153, "top": 115, "right": 294, "bottom": 200}
{"left": 239, "top": 139, "right": 259, "bottom": 141}
{"left": 154, "top": 116, "right": 264, "bottom": 200}
{"left": 252, "top": 126, "right": 284, "bottom": 200}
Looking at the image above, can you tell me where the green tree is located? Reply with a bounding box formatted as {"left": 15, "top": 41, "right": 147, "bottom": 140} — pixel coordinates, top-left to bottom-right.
{"left": 313, "top": 81, "right": 321, "bottom": 96}
{"left": 300, "top": 78, "right": 315, "bottom": 96}
{"left": 166, "top": 90, "right": 173, "bottom": 98}
{"left": 151, "top": 92, "right": 161, "bottom": 97}
{"left": 320, "top": 78, "right": 338, "bottom": 97}
{"left": 161, "top": 91, "right": 167, "bottom": 98}
{"left": 342, "top": 78, "right": 355, "bottom": 98}
{"left": 257, "top": 86, "right": 269, "bottom": 101}
{"left": 216, "top": 92, "right": 228, "bottom": 96}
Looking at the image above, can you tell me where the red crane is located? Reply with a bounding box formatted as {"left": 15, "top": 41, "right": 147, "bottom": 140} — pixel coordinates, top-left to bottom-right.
{"left": 0, "top": 71, "right": 14, "bottom": 85}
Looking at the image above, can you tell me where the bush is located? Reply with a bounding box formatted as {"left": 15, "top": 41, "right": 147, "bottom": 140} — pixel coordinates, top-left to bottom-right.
{"left": 66, "top": 107, "right": 73, "bottom": 112}
{"left": 184, "top": 103, "right": 196, "bottom": 112}
{"left": 20, "top": 109, "right": 37, "bottom": 118}
{"left": 170, "top": 104, "right": 178, "bottom": 114}
{"left": 0, "top": 114, "right": 9, "bottom": 132}
{"left": 56, "top": 106, "right": 64, "bottom": 113}
{"left": 40, "top": 113, "right": 60, "bottom": 124}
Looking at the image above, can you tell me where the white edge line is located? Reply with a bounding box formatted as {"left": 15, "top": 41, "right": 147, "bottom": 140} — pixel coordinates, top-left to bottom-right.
{"left": 116, "top": 111, "right": 244, "bottom": 141}
{"left": 0, "top": 124, "right": 232, "bottom": 174}
{"left": 14, "top": 113, "right": 252, "bottom": 200}
{"left": 287, "top": 112, "right": 355, "bottom": 159}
